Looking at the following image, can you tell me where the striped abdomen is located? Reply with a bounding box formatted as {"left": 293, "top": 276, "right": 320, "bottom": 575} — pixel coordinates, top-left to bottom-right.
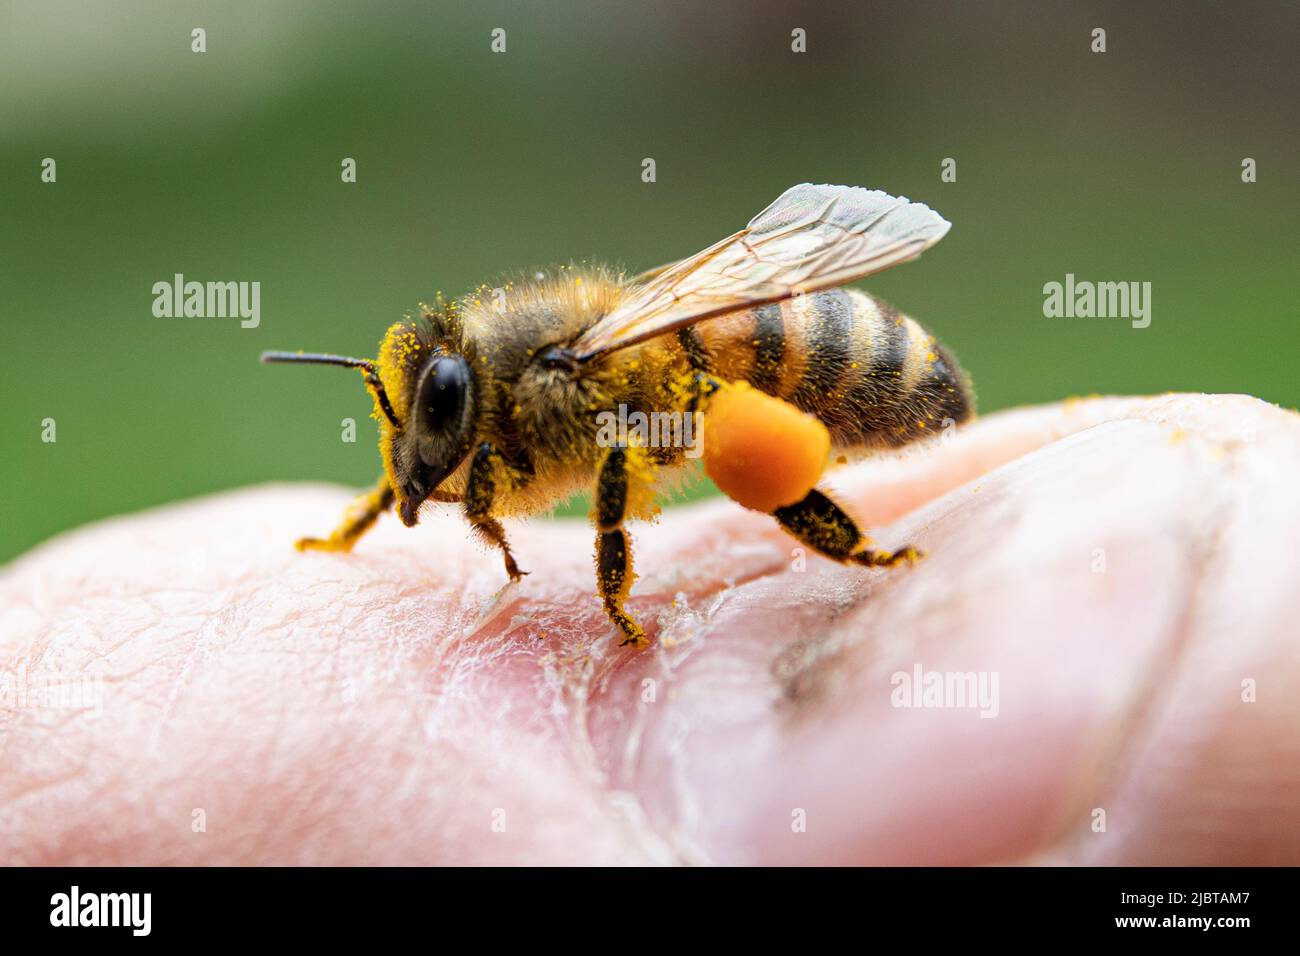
{"left": 680, "top": 288, "right": 973, "bottom": 448}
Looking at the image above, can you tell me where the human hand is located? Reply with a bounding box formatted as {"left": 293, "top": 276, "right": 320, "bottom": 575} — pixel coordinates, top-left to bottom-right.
{"left": 2, "top": 394, "right": 1297, "bottom": 864}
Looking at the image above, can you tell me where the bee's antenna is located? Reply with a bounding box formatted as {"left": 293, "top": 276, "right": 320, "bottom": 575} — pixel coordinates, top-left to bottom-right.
{"left": 260, "top": 351, "right": 400, "bottom": 427}
{"left": 260, "top": 350, "right": 373, "bottom": 370}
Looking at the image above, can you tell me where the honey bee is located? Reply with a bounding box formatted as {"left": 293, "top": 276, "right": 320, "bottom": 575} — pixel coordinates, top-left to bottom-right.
{"left": 262, "top": 184, "right": 973, "bottom": 646}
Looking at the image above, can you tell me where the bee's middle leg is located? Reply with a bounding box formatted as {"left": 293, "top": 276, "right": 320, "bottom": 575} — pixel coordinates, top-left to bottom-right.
{"left": 296, "top": 475, "right": 394, "bottom": 553}
{"left": 772, "top": 488, "right": 923, "bottom": 568}
{"left": 593, "top": 446, "right": 656, "bottom": 648}
{"left": 464, "top": 442, "right": 527, "bottom": 582}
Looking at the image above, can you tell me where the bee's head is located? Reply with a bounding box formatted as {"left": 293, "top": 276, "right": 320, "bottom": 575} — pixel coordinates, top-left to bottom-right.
{"left": 391, "top": 349, "right": 477, "bottom": 524}
{"left": 261, "top": 308, "right": 477, "bottom": 528}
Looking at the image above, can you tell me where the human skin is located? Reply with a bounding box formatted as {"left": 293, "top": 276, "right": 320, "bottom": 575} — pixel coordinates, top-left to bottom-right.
{"left": 1, "top": 394, "right": 1298, "bottom": 865}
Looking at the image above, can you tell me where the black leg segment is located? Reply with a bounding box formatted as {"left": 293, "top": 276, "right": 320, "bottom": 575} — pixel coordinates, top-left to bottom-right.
{"left": 592, "top": 446, "right": 648, "bottom": 647}
{"left": 463, "top": 442, "right": 527, "bottom": 581}
{"left": 773, "top": 489, "right": 922, "bottom": 567}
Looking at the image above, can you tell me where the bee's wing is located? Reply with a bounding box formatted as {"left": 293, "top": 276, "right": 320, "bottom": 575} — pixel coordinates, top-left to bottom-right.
{"left": 572, "top": 184, "right": 951, "bottom": 361}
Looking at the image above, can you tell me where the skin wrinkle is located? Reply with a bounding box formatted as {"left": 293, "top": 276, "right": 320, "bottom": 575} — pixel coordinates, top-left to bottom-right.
{"left": 147, "top": 614, "right": 213, "bottom": 755}
{"left": 2, "top": 395, "right": 1298, "bottom": 864}
{"left": 1049, "top": 415, "right": 1300, "bottom": 864}
{"left": 1025, "top": 429, "right": 1238, "bottom": 863}
{"left": 589, "top": 629, "right": 687, "bottom": 859}
{"left": 967, "top": 429, "right": 1216, "bottom": 863}
{"left": 612, "top": 612, "right": 723, "bottom": 863}
{"left": 560, "top": 643, "right": 695, "bottom": 864}
{"left": 767, "top": 560, "right": 912, "bottom": 706}
{"left": 549, "top": 637, "right": 667, "bottom": 851}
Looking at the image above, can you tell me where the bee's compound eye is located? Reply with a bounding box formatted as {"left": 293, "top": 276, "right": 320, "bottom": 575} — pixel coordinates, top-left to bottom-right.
{"left": 538, "top": 346, "right": 578, "bottom": 372}
{"left": 415, "top": 356, "right": 469, "bottom": 434}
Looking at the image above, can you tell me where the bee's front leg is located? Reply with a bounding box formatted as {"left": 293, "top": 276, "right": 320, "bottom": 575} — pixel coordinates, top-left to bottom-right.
{"left": 772, "top": 489, "right": 923, "bottom": 568}
{"left": 463, "top": 442, "right": 527, "bottom": 582}
{"left": 296, "top": 475, "right": 394, "bottom": 553}
{"left": 592, "top": 445, "right": 656, "bottom": 648}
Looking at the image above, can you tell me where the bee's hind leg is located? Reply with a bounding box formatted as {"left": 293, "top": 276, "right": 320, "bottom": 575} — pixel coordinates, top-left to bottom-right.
{"left": 592, "top": 445, "right": 657, "bottom": 648}
{"left": 463, "top": 442, "right": 527, "bottom": 582}
{"left": 772, "top": 488, "right": 923, "bottom": 568}
{"left": 296, "top": 475, "right": 395, "bottom": 553}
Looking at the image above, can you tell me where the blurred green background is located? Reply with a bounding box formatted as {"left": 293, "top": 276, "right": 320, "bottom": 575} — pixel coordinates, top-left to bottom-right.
{"left": 3, "top": 0, "right": 1297, "bottom": 563}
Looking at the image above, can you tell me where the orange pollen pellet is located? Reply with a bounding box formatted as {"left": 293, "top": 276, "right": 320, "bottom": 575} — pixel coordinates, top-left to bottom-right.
{"left": 702, "top": 382, "right": 830, "bottom": 512}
